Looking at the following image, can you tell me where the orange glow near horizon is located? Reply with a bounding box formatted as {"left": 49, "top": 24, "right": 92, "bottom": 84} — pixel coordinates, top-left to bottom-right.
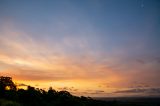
{"left": 0, "top": 6, "right": 160, "bottom": 97}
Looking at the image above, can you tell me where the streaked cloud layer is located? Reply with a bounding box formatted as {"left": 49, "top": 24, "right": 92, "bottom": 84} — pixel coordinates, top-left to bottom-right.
{"left": 0, "top": 0, "right": 160, "bottom": 97}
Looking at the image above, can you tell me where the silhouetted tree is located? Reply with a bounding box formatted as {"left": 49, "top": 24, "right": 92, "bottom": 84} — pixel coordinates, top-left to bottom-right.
{"left": 0, "top": 76, "right": 110, "bottom": 106}
{"left": 47, "top": 87, "right": 57, "bottom": 101}
{"left": 0, "top": 76, "right": 16, "bottom": 98}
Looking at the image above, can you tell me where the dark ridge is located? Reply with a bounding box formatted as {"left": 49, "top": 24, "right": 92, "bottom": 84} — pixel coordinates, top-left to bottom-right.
{"left": 0, "top": 76, "right": 160, "bottom": 106}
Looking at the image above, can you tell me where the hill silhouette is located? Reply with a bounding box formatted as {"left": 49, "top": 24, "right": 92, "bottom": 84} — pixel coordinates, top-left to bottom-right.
{"left": 0, "top": 76, "right": 111, "bottom": 106}
{"left": 1, "top": 76, "right": 160, "bottom": 106}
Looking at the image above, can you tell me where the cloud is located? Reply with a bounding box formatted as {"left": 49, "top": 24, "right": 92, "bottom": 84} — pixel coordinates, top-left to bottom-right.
{"left": 0, "top": 21, "right": 160, "bottom": 97}
{"left": 129, "top": 82, "right": 150, "bottom": 88}
{"left": 154, "top": 57, "right": 160, "bottom": 63}
{"left": 84, "top": 89, "right": 105, "bottom": 95}
{"left": 57, "top": 86, "right": 78, "bottom": 92}
{"left": 17, "top": 83, "right": 28, "bottom": 87}
{"left": 135, "top": 56, "right": 160, "bottom": 65}
{"left": 0, "top": 69, "right": 76, "bottom": 81}
{"left": 95, "top": 90, "right": 105, "bottom": 93}
{"left": 114, "top": 89, "right": 145, "bottom": 93}
{"left": 136, "top": 59, "right": 145, "bottom": 64}
{"left": 114, "top": 88, "right": 160, "bottom": 95}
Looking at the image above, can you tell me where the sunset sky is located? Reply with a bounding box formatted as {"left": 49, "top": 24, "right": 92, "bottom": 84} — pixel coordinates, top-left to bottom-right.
{"left": 0, "top": 0, "right": 160, "bottom": 97}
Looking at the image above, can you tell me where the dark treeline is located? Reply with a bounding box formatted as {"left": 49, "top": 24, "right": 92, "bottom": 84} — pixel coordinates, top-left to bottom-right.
{"left": 0, "top": 76, "right": 113, "bottom": 106}
{"left": 1, "top": 76, "right": 159, "bottom": 106}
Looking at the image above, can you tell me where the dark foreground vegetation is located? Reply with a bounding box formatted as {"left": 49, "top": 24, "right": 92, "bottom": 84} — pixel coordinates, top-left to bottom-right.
{"left": 0, "top": 76, "right": 111, "bottom": 106}
{"left": 0, "top": 76, "right": 160, "bottom": 106}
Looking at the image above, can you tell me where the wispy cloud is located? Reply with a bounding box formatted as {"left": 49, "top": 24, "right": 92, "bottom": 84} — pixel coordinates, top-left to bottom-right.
{"left": 114, "top": 88, "right": 160, "bottom": 96}
{"left": 1, "top": 0, "right": 159, "bottom": 98}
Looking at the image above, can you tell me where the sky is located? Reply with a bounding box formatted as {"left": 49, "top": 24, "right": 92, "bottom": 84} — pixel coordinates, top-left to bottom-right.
{"left": 0, "top": 0, "right": 160, "bottom": 97}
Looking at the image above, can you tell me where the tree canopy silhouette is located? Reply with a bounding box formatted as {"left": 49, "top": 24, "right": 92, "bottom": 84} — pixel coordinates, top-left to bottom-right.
{"left": 1, "top": 76, "right": 159, "bottom": 106}
{"left": 0, "top": 76, "right": 16, "bottom": 98}
{"left": 0, "top": 76, "right": 109, "bottom": 106}
{"left": 0, "top": 76, "right": 16, "bottom": 90}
